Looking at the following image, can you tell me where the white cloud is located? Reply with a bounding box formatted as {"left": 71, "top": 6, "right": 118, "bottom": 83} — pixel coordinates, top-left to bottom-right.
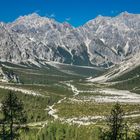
{"left": 50, "top": 13, "right": 55, "bottom": 18}
{"left": 65, "top": 17, "right": 71, "bottom": 21}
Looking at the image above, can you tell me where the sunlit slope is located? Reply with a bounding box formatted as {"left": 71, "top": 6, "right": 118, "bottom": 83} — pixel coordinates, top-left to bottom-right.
{"left": 109, "top": 65, "right": 140, "bottom": 93}
{"left": 0, "top": 61, "right": 105, "bottom": 84}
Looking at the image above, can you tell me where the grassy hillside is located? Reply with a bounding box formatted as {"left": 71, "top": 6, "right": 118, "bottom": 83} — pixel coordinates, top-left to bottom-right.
{"left": 0, "top": 61, "right": 105, "bottom": 85}
{"left": 109, "top": 65, "right": 140, "bottom": 93}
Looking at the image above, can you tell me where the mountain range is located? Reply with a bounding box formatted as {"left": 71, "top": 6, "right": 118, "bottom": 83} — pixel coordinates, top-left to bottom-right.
{"left": 0, "top": 12, "right": 140, "bottom": 67}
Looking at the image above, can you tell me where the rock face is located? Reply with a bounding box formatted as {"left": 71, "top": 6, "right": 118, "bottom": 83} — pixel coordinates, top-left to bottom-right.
{"left": 0, "top": 64, "right": 20, "bottom": 83}
{"left": 0, "top": 12, "right": 140, "bottom": 67}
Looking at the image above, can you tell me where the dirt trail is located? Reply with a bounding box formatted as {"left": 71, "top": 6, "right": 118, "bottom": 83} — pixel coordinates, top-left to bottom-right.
{"left": 0, "top": 85, "right": 44, "bottom": 97}
{"left": 27, "top": 82, "right": 140, "bottom": 126}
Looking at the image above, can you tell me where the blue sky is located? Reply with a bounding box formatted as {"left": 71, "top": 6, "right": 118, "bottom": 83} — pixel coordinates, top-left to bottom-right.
{"left": 0, "top": 0, "right": 140, "bottom": 26}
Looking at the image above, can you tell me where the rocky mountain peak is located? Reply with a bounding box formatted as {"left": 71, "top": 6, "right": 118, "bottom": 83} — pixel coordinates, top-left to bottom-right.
{"left": 0, "top": 12, "right": 140, "bottom": 67}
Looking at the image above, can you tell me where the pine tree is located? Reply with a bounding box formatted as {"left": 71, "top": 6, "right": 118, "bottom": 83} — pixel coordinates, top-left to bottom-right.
{"left": 100, "top": 102, "right": 128, "bottom": 140}
{"left": 1, "top": 91, "right": 27, "bottom": 140}
{"left": 108, "top": 102, "right": 124, "bottom": 140}
{"left": 134, "top": 129, "right": 140, "bottom": 140}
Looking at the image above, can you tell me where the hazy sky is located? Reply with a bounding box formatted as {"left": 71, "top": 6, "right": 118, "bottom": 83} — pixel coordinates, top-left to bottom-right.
{"left": 0, "top": 0, "right": 140, "bottom": 26}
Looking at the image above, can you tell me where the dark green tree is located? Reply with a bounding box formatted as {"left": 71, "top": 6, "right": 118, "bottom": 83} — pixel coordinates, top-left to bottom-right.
{"left": 134, "top": 129, "right": 140, "bottom": 140}
{"left": 0, "top": 91, "right": 27, "bottom": 140}
{"left": 100, "top": 102, "right": 128, "bottom": 140}
{"left": 0, "top": 118, "right": 7, "bottom": 140}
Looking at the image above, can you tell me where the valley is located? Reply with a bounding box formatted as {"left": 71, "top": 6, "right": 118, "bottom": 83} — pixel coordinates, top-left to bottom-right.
{"left": 0, "top": 60, "right": 140, "bottom": 139}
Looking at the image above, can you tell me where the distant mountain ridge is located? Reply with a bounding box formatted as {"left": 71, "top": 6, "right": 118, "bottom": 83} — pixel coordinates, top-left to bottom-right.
{"left": 0, "top": 12, "right": 140, "bottom": 67}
